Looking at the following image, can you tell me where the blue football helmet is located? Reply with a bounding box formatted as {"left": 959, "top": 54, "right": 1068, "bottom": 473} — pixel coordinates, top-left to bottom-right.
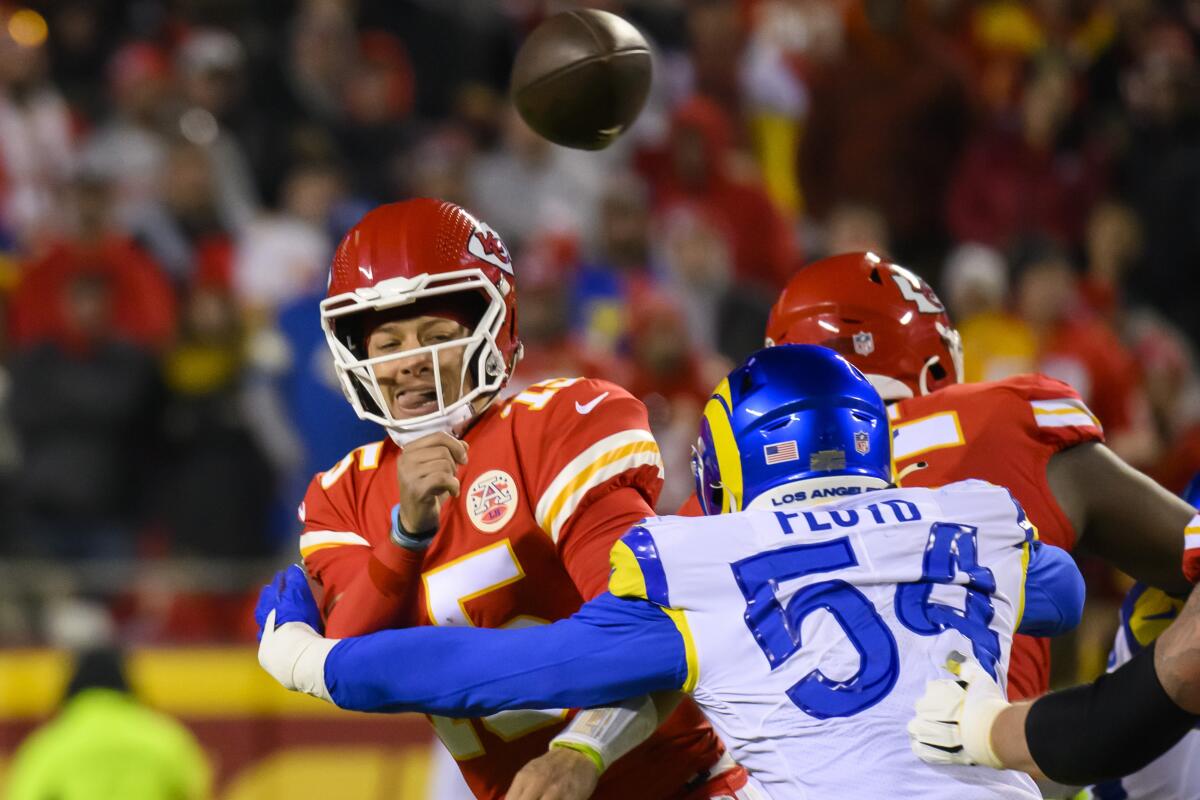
{"left": 692, "top": 344, "right": 892, "bottom": 515}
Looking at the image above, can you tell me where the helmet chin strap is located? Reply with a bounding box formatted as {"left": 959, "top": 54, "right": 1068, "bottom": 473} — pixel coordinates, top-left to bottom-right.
{"left": 386, "top": 403, "right": 477, "bottom": 446}
{"left": 917, "top": 356, "right": 940, "bottom": 396}
{"left": 866, "top": 373, "right": 914, "bottom": 402}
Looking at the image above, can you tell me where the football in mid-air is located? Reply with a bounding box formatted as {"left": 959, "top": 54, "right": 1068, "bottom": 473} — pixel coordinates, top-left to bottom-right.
{"left": 510, "top": 8, "right": 652, "bottom": 151}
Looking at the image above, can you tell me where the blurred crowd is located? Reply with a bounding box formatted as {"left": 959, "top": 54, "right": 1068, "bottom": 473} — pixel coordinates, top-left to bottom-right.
{"left": 0, "top": 0, "right": 1198, "bottom": 658}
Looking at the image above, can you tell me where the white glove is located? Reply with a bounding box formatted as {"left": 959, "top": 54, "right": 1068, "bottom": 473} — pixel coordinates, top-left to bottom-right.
{"left": 908, "top": 653, "right": 1010, "bottom": 768}
{"left": 257, "top": 608, "right": 339, "bottom": 703}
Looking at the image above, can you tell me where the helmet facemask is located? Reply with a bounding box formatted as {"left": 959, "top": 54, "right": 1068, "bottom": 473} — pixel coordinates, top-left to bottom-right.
{"left": 321, "top": 269, "right": 515, "bottom": 443}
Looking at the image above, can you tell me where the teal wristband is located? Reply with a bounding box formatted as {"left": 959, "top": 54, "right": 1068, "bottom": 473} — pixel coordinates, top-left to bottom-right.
{"left": 389, "top": 503, "right": 435, "bottom": 550}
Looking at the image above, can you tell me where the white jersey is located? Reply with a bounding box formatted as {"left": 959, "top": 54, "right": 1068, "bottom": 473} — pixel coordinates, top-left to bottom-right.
{"left": 613, "top": 480, "right": 1040, "bottom": 800}
{"left": 1081, "top": 584, "right": 1200, "bottom": 800}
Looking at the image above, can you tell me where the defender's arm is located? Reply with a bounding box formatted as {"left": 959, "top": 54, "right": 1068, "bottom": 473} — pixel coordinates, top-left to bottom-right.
{"left": 256, "top": 568, "right": 687, "bottom": 715}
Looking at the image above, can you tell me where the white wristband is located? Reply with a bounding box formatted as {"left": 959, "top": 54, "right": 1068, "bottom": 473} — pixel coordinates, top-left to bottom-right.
{"left": 959, "top": 694, "right": 1009, "bottom": 768}
{"left": 550, "top": 695, "right": 658, "bottom": 772}
{"left": 257, "top": 609, "right": 339, "bottom": 703}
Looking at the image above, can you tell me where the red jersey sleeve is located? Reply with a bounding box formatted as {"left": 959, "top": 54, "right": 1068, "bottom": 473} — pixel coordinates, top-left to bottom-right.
{"left": 1004, "top": 374, "right": 1106, "bottom": 451}
{"left": 298, "top": 463, "right": 370, "bottom": 616}
{"left": 298, "top": 443, "right": 423, "bottom": 636}
{"left": 509, "top": 378, "right": 665, "bottom": 597}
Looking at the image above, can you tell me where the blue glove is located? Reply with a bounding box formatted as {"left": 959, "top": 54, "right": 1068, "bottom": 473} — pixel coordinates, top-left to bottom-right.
{"left": 255, "top": 565, "right": 324, "bottom": 641}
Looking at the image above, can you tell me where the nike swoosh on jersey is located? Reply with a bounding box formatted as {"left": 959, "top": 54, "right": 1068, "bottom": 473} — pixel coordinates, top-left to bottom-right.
{"left": 575, "top": 392, "right": 610, "bottom": 415}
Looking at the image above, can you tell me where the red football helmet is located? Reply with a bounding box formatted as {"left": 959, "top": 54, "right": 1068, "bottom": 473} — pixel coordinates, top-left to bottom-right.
{"left": 766, "top": 252, "right": 962, "bottom": 400}
{"left": 321, "top": 199, "right": 522, "bottom": 438}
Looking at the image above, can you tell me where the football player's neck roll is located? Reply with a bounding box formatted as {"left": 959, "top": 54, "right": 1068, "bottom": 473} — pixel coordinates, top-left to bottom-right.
{"left": 691, "top": 344, "right": 892, "bottom": 516}
{"left": 320, "top": 199, "right": 523, "bottom": 445}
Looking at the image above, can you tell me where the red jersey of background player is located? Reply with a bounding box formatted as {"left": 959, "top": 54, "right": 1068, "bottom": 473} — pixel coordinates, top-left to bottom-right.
{"left": 301, "top": 377, "right": 724, "bottom": 799}
{"left": 889, "top": 375, "right": 1102, "bottom": 697}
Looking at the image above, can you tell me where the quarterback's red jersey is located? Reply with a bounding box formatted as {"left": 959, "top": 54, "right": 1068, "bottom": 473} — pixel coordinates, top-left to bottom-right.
{"left": 891, "top": 374, "right": 1104, "bottom": 699}
{"left": 299, "top": 377, "right": 724, "bottom": 799}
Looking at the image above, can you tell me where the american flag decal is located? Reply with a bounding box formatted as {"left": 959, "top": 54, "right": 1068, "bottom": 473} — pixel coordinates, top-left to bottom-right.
{"left": 764, "top": 441, "right": 800, "bottom": 465}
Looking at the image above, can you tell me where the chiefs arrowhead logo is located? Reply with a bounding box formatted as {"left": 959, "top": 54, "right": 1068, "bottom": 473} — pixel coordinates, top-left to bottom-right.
{"left": 466, "top": 469, "right": 519, "bottom": 533}
{"left": 891, "top": 265, "right": 945, "bottom": 314}
{"left": 467, "top": 222, "right": 514, "bottom": 275}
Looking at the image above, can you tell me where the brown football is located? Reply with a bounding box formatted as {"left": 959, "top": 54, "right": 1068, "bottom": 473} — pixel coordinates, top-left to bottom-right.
{"left": 510, "top": 9, "right": 652, "bottom": 151}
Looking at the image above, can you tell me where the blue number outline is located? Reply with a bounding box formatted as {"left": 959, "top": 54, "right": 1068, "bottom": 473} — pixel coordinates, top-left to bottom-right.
{"left": 895, "top": 522, "right": 1001, "bottom": 678}
{"left": 731, "top": 539, "right": 900, "bottom": 719}
{"left": 731, "top": 522, "right": 1004, "bottom": 719}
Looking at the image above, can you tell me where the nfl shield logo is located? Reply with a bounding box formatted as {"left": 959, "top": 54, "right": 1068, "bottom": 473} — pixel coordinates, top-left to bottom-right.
{"left": 854, "top": 431, "right": 871, "bottom": 455}
{"left": 853, "top": 331, "right": 875, "bottom": 356}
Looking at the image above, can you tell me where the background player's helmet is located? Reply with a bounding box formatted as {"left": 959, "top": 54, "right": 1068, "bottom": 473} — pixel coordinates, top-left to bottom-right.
{"left": 692, "top": 344, "right": 892, "bottom": 515}
{"left": 321, "top": 199, "right": 521, "bottom": 438}
{"left": 766, "top": 252, "right": 963, "bottom": 401}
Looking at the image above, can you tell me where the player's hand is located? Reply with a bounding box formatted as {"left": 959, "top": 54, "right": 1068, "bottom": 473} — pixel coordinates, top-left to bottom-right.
{"left": 397, "top": 432, "right": 468, "bottom": 534}
{"left": 507, "top": 747, "right": 600, "bottom": 800}
{"left": 255, "top": 565, "right": 324, "bottom": 638}
{"left": 255, "top": 566, "right": 337, "bottom": 702}
{"left": 908, "top": 653, "right": 1009, "bottom": 769}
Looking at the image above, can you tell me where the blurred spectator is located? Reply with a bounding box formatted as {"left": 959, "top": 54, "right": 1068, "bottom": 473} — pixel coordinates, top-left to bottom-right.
{"left": 81, "top": 42, "right": 174, "bottom": 226}
{"left": 286, "top": 0, "right": 361, "bottom": 125}
{"left": 176, "top": 28, "right": 260, "bottom": 232}
{"left": 800, "top": 0, "right": 971, "bottom": 257}
{"left": 232, "top": 161, "right": 341, "bottom": 319}
{"left": 623, "top": 292, "right": 727, "bottom": 513}
{"left": 401, "top": 125, "right": 477, "bottom": 207}
{"left": 1012, "top": 239, "right": 1158, "bottom": 466}
{"left": 0, "top": 13, "right": 77, "bottom": 250}
{"left": 468, "top": 107, "right": 604, "bottom": 250}
{"left": 9, "top": 175, "right": 177, "bottom": 350}
{"left": 236, "top": 0, "right": 356, "bottom": 203}
{"left": 1149, "top": 341, "right": 1200, "bottom": 494}
{"left": 130, "top": 141, "right": 233, "bottom": 288}
{"left": 946, "top": 53, "right": 1106, "bottom": 249}
{"left": 337, "top": 30, "right": 417, "bottom": 202}
{"left": 685, "top": 0, "right": 746, "bottom": 116}
{"left": 159, "top": 287, "right": 274, "bottom": 558}
{"left": 570, "top": 173, "right": 658, "bottom": 358}
{"left": 823, "top": 200, "right": 891, "bottom": 257}
{"left": 1115, "top": 23, "right": 1200, "bottom": 346}
{"left": 739, "top": 0, "right": 844, "bottom": 216}
{"left": 4, "top": 647, "right": 211, "bottom": 800}
{"left": 44, "top": 2, "right": 123, "bottom": 121}
{"left": 8, "top": 271, "right": 163, "bottom": 558}
{"left": 510, "top": 229, "right": 619, "bottom": 391}
{"left": 1079, "top": 198, "right": 1143, "bottom": 321}
{"left": 264, "top": 286, "right": 380, "bottom": 536}
{"left": 0, "top": 297, "right": 14, "bottom": 548}
{"left": 942, "top": 242, "right": 1035, "bottom": 383}
{"left": 643, "top": 96, "right": 799, "bottom": 290}
{"left": 656, "top": 206, "right": 734, "bottom": 356}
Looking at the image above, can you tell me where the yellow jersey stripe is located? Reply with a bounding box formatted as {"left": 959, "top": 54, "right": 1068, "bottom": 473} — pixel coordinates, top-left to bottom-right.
{"left": 608, "top": 540, "right": 650, "bottom": 601}
{"left": 298, "top": 530, "right": 370, "bottom": 559}
{"left": 536, "top": 433, "right": 663, "bottom": 541}
{"left": 663, "top": 607, "right": 699, "bottom": 693}
{"left": 1013, "top": 540, "right": 1032, "bottom": 633}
